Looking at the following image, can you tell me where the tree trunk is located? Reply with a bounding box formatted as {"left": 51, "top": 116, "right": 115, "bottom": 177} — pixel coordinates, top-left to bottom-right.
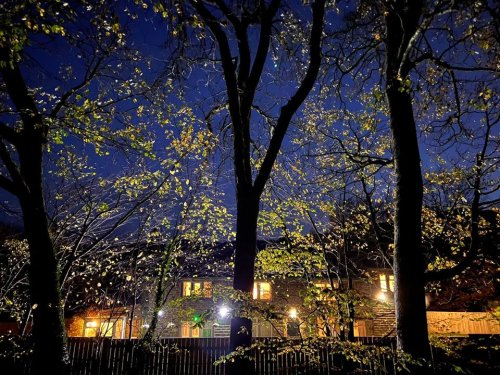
{"left": 228, "top": 194, "right": 259, "bottom": 375}
{"left": 20, "top": 193, "right": 68, "bottom": 375}
{"left": 346, "top": 277, "right": 355, "bottom": 342}
{"left": 0, "top": 47, "right": 69, "bottom": 374}
{"left": 386, "top": 83, "right": 431, "bottom": 365}
{"left": 383, "top": 1, "right": 431, "bottom": 369}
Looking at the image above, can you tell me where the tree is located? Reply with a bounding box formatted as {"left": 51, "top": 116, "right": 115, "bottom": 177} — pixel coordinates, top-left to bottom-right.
{"left": 1, "top": 2, "right": 72, "bottom": 367}
{"left": 378, "top": 1, "right": 431, "bottom": 365}
{"left": 0, "top": 1, "right": 149, "bottom": 372}
{"left": 162, "top": 2, "right": 327, "bottom": 373}
{"left": 317, "top": 1, "right": 499, "bottom": 370}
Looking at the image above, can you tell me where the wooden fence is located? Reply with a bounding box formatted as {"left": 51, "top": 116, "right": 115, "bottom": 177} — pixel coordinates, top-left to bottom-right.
{"left": 3, "top": 337, "right": 398, "bottom": 375}
{"left": 427, "top": 312, "right": 500, "bottom": 335}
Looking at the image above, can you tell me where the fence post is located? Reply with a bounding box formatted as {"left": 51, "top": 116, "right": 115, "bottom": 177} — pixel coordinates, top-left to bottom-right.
{"left": 98, "top": 338, "right": 111, "bottom": 375}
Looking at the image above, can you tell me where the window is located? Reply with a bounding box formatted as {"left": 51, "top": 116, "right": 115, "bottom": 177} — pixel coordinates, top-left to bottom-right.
{"left": 287, "top": 321, "right": 301, "bottom": 337}
{"left": 379, "top": 274, "right": 394, "bottom": 293}
{"left": 253, "top": 282, "right": 271, "bottom": 300}
{"left": 191, "top": 326, "right": 200, "bottom": 338}
{"left": 99, "top": 321, "right": 115, "bottom": 337}
{"left": 83, "top": 320, "right": 98, "bottom": 337}
{"left": 83, "top": 319, "right": 115, "bottom": 338}
{"left": 181, "top": 322, "right": 190, "bottom": 338}
{"left": 182, "top": 281, "right": 212, "bottom": 298}
{"left": 181, "top": 321, "right": 211, "bottom": 338}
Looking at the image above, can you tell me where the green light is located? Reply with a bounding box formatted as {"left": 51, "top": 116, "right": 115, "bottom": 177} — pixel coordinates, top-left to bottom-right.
{"left": 193, "top": 315, "right": 201, "bottom": 323}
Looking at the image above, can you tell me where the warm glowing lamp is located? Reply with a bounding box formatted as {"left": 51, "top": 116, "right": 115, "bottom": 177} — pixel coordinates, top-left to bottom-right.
{"left": 376, "top": 291, "right": 387, "bottom": 302}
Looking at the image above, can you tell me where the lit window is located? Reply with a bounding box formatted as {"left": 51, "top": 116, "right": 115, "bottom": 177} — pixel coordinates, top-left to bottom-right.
{"left": 203, "top": 282, "right": 212, "bottom": 298}
{"left": 191, "top": 326, "right": 200, "bottom": 338}
{"left": 253, "top": 282, "right": 271, "bottom": 300}
{"left": 182, "top": 281, "right": 191, "bottom": 296}
{"left": 180, "top": 321, "right": 203, "bottom": 338}
{"left": 83, "top": 319, "right": 114, "bottom": 337}
{"left": 193, "top": 282, "right": 201, "bottom": 294}
{"left": 181, "top": 322, "right": 190, "bottom": 338}
{"left": 182, "top": 281, "right": 212, "bottom": 297}
{"left": 100, "top": 322, "right": 114, "bottom": 337}
{"left": 83, "top": 320, "right": 98, "bottom": 337}
{"left": 379, "top": 274, "right": 394, "bottom": 293}
{"left": 379, "top": 274, "right": 387, "bottom": 292}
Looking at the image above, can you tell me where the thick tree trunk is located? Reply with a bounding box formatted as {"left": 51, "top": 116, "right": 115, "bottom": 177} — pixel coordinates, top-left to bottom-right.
{"left": 0, "top": 47, "right": 68, "bottom": 374}
{"left": 386, "top": 83, "right": 431, "bottom": 365}
{"left": 228, "top": 194, "right": 259, "bottom": 375}
{"left": 383, "top": 1, "right": 431, "bottom": 369}
{"left": 20, "top": 193, "right": 68, "bottom": 375}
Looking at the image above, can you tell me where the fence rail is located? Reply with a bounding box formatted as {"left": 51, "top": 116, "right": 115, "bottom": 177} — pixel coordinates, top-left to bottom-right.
{"left": 2, "top": 337, "right": 398, "bottom": 375}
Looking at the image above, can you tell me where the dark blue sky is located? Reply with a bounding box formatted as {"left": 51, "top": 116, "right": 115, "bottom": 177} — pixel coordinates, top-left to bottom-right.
{"left": 1, "top": 1, "right": 497, "bottom": 231}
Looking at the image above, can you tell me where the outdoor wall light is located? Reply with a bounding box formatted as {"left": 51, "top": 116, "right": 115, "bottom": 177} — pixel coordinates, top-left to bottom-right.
{"left": 376, "top": 291, "right": 387, "bottom": 302}
{"left": 288, "top": 307, "right": 298, "bottom": 319}
{"left": 218, "top": 305, "right": 230, "bottom": 318}
{"left": 158, "top": 310, "right": 165, "bottom": 317}
{"left": 141, "top": 323, "right": 150, "bottom": 329}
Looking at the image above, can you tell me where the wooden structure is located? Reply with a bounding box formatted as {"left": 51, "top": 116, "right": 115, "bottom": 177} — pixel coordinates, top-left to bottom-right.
{"left": 4, "top": 337, "right": 398, "bottom": 375}
{"left": 427, "top": 312, "right": 500, "bottom": 335}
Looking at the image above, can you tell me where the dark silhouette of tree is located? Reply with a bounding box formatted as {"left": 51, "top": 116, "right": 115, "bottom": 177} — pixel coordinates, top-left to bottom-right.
{"left": 315, "top": 0, "right": 498, "bottom": 370}
{"left": 0, "top": 1, "right": 149, "bottom": 373}
{"left": 162, "top": 1, "right": 327, "bottom": 373}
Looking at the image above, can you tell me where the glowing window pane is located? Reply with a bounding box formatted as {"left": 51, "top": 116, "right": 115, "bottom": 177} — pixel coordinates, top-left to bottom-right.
{"left": 379, "top": 274, "right": 388, "bottom": 292}
{"left": 181, "top": 322, "right": 190, "bottom": 338}
{"left": 100, "top": 322, "right": 114, "bottom": 337}
{"left": 83, "top": 319, "right": 99, "bottom": 337}
{"left": 193, "top": 282, "right": 201, "bottom": 295}
{"left": 182, "top": 281, "right": 192, "bottom": 296}
{"left": 203, "top": 281, "right": 212, "bottom": 298}
{"left": 389, "top": 275, "right": 395, "bottom": 292}
{"left": 253, "top": 282, "right": 271, "bottom": 300}
{"left": 260, "top": 282, "right": 271, "bottom": 300}
{"left": 191, "top": 326, "right": 200, "bottom": 338}
{"left": 83, "top": 326, "right": 98, "bottom": 337}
